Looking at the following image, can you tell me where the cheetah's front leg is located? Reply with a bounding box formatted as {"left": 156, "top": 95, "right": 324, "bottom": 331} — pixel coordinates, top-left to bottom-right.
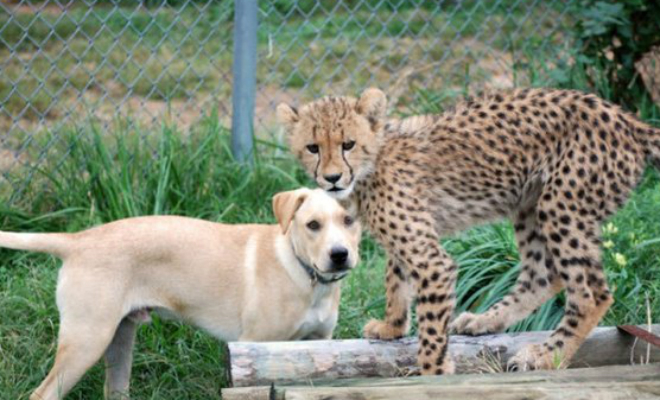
{"left": 412, "top": 241, "right": 458, "bottom": 375}
{"left": 363, "top": 258, "right": 414, "bottom": 340}
{"left": 373, "top": 212, "right": 457, "bottom": 375}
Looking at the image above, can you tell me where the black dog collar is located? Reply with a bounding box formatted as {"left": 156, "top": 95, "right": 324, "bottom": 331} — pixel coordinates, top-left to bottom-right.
{"left": 294, "top": 253, "right": 348, "bottom": 285}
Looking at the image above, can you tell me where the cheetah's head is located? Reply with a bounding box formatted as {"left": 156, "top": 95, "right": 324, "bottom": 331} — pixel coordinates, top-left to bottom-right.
{"left": 277, "top": 88, "right": 387, "bottom": 199}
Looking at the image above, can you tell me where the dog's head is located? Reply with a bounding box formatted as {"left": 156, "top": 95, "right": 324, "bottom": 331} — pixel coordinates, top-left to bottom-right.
{"left": 273, "top": 188, "right": 361, "bottom": 281}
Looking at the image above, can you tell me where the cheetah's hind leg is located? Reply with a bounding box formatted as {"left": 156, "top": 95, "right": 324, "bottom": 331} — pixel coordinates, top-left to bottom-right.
{"left": 451, "top": 204, "right": 562, "bottom": 336}
{"left": 509, "top": 169, "right": 617, "bottom": 370}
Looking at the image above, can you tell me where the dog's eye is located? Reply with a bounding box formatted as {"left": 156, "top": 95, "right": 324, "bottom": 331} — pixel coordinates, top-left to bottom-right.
{"left": 306, "top": 220, "right": 321, "bottom": 231}
{"left": 344, "top": 215, "right": 354, "bottom": 226}
{"left": 342, "top": 140, "right": 356, "bottom": 151}
{"left": 306, "top": 144, "right": 319, "bottom": 154}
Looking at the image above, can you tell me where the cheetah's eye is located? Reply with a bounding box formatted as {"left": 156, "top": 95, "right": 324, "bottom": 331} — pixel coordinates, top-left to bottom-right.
{"left": 344, "top": 215, "right": 354, "bottom": 226}
{"left": 342, "top": 140, "right": 356, "bottom": 151}
{"left": 306, "top": 144, "right": 319, "bottom": 154}
{"left": 306, "top": 220, "right": 321, "bottom": 231}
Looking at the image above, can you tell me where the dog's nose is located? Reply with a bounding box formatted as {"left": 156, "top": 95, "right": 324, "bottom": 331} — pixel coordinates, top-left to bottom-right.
{"left": 324, "top": 173, "right": 342, "bottom": 184}
{"left": 330, "top": 246, "right": 349, "bottom": 265}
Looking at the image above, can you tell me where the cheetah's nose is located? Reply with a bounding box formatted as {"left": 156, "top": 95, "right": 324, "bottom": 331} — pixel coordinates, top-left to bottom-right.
{"left": 324, "top": 173, "right": 342, "bottom": 184}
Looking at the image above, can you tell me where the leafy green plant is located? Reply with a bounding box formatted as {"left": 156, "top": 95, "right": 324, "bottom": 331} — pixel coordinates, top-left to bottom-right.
{"left": 574, "top": 0, "right": 660, "bottom": 105}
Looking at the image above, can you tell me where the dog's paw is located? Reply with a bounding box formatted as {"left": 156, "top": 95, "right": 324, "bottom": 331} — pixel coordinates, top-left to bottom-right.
{"left": 507, "top": 344, "right": 561, "bottom": 372}
{"left": 450, "top": 312, "right": 504, "bottom": 336}
{"left": 363, "top": 319, "right": 406, "bottom": 340}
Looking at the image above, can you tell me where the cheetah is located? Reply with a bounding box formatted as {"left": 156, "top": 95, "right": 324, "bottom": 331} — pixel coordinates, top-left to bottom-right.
{"left": 276, "top": 88, "right": 660, "bottom": 374}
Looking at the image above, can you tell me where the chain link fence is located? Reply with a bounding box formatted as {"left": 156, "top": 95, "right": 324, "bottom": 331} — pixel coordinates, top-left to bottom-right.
{"left": 256, "top": 0, "right": 576, "bottom": 128}
{"left": 0, "top": 0, "right": 579, "bottom": 200}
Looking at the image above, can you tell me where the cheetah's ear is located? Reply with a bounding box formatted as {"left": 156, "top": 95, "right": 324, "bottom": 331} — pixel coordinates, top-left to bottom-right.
{"left": 276, "top": 103, "right": 299, "bottom": 130}
{"left": 356, "top": 88, "right": 387, "bottom": 129}
{"left": 272, "top": 188, "right": 309, "bottom": 234}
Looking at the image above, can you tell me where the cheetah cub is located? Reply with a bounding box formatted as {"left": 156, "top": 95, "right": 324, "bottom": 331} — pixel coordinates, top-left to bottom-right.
{"left": 277, "top": 88, "right": 660, "bottom": 374}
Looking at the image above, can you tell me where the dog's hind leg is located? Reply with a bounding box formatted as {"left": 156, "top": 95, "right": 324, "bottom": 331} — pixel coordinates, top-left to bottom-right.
{"left": 30, "top": 316, "right": 119, "bottom": 400}
{"left": 31, "top": 267, "right": 125, "bottom": 400}
{"left": 104, "top": 317, "right": 139, "bottom": 399}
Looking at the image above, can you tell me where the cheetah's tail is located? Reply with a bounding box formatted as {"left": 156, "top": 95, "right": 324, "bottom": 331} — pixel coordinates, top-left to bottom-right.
{"left": 647, "top": 126, "right": 660, "bottom": 170}
{"left": 631, "top": 119, "right": 660, "bottom": 169}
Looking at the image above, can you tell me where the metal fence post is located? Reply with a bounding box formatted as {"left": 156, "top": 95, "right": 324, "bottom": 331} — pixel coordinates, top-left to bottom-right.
{"left": 231, "top": 0, "right": 258, "bottom": 164}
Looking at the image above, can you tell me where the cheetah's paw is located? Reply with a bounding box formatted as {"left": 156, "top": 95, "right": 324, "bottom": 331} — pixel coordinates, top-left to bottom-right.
{"left": 507, "top": 344, "right": 562, "bottom": 372}
{"left": 363, "top": 319, "right": 406, "bottom": 340}
{"left": 450, "top": 312, "right": 505, "bottom": 336}
{"left": 419, "top": 355, "right": 456, "bottom": 376}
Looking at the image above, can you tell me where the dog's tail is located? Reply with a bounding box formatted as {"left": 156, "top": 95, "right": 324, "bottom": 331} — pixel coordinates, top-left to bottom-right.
{"left": 0, "top": 231, "right": 73, "bottom": 258}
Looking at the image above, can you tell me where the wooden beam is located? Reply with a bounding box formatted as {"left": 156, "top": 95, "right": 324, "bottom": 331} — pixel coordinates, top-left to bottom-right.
{"left": 282, "top": 381, "right": 660, "bottom": 400}
{"left": 227, "top": 325, "right": 660, "bottom": 387}
{"left": 300, "top": 362, "right": 660, "bottom": 387}
{"left": 222, "top": 363, "right": 660, "bottom": 400}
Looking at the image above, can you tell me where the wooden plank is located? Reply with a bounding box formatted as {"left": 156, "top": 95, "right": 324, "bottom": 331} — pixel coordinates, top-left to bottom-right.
{"left": 283, "top": 381, "right": 660, "bottom": 400}
{"left": 222, "top": 387, "right": 276, "bottom": 400}
{"left": 306, "top": 363, "right": 660, "bottom": 387}
{"left": 223, "top": 386, "right": 287, "bottom": 400}
{"left": 227, "top": 324, "right": 660, "bottom": 387}
{"left": 223, "top": 364, "right": 660, "bottom": 400}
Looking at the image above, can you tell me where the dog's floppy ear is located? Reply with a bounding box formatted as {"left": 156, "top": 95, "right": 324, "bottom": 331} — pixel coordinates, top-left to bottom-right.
{"left": 356, "top": 87, "right": 387, "bottom": 130}
{"left": 276, "top": 103, "right": 299, "bottom": 130}
{"left": 272, "top": 189, "right": 309, "bottom": 234}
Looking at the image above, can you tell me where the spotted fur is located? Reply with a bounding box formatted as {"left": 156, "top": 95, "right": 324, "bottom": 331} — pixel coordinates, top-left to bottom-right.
{"left": 277, "top": 88, "right": 660, "bottom": 374}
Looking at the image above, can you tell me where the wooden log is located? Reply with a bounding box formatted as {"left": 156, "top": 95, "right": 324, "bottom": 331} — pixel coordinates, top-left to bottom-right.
{"left": 223, "top": 363, "right": 660, "bottom": 400}
{"left": 227, "top": 325, "right": 660, "bottom": 387}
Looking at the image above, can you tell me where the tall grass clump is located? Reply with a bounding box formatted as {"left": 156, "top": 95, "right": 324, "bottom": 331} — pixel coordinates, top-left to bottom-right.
{"left": 3, "top": 118, "right": 308, "bottom": 232}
